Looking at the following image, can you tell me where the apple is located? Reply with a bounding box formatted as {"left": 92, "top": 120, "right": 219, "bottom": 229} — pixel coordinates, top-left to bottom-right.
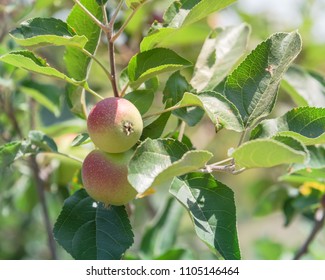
{"left": 81, "top": 149, "right": 137, "bottom": 206}
{"left": 87, "top": 97, "right": 143, "bottom": 153}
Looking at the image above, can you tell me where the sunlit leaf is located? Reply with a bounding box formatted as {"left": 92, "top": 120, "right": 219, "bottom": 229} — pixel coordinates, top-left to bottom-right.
{"left": 128, "top": 48, "right": 191, "bottom": 88}
{"left": 10, "top": 17, "right": 88, "bottom": 48}
{"left": 250, "top": 107, "right": 325, "bottom": 145}
{"left": 224, "top": 31, "right": 302, "bottom": 127}
{"left": 191, "top": 23, "right": 250, "bottom": 91}
{"left": 233, "top": 136, "right": 307, "bottom": 168}
{"left": 128, "top": 138, "right": 213, "bottom": 194}
{"left": 282, "top": 65, "right": 325, "bottom": 107}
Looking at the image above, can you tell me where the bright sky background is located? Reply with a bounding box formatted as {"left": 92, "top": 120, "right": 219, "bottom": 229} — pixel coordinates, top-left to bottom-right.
{"left": 219, "top": 0, "right": 325, "bottom": 43}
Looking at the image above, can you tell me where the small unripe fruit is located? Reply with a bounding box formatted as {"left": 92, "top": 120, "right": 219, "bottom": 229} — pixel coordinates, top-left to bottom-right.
{"left": 81, "top": 150, "right": 137, "bottom": 206}
{"left": 87, "top": 97, "right": 143, "bottom": 153}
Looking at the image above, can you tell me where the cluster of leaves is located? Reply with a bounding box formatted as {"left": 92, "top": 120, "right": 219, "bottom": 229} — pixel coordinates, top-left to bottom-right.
{"left": 1, "top": 0, "right": 325, "bottom": 260}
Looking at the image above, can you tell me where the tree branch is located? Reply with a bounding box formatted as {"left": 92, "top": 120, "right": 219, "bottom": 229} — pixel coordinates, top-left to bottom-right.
{"left": 29, "top": 156, "right": 58, "bottom": 260}
{"left": 293, "top": 206, "right": 325, "bottom": 260}
{"left": 29, "top": 99, "right": 57, "bottom": 260}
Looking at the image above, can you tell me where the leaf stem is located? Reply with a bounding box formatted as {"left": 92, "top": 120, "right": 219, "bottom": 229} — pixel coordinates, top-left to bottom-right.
{"left": 178, "top": 121, "right": 186, "bottom": 142}
{"left": 120, "top": 81, "right": 130, "bottom": 97}
{"left": 72, "top": 0, "right": 108, "bottom": 32}
{"left": 111, "top": 4, "right": 141, "bottom": 42}
{"left": 237, "top": 129, "right": 248, "bottom": 147}
{"left": 56, "top": 152, "right": 83, "bottom": 164}
{"left": 83, "top": 83, "right": 104, "bottom": 100}
{"left": 207, "top": 158, "right": 233, "bottom": 167}
{"left": 80, "top": 48, "right": 112, "bottom": 83}
{"left": 143, "top": 103, "right": 198, "bottom": 119}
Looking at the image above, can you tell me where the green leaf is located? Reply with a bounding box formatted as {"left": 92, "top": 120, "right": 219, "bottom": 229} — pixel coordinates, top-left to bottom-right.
{"left": 191, "top": 24, "right": 250, "bottom": 91}
{"left": 0, "top": 51, "right": 83, "bottom": 85}
{"left": 141, "top": 109, "right": 171, "bottom": 140}
{"left": 170, "top": 173, "right": 241, "bottom": 260}
{"left": 20, "top": 80, "right": 61, "bottom": 116}
{"left": 127, "top": 48, "right": 191, "bottom": 88}
{"left": 232, "top": 137, "right": 307, "bottom": 168}
{"left": 0, "top": 142, "right": 22, "bottom": 168}
{"left": 124, "top": 89, "right": 154, "bottom": 115}
{"left": 280, "top": 168, "right": 325, "bottom": 184}
{"left": 23, "top": 130, "right": 58, "bottom": 153}
{"left": 140, "top": 24, "right": 209, "bottom": 51}
{"left": 254, "top": 185, "right": 289, "bottom": 216}
{"left": 250, "top": 107, "right": 325, "bottom": 145}
{"left": 165, "top": 0, "right": 236, "bottom": 28}
{"left": 64, "top": 0, "right": 103, "bottom": 118}
{"left": 255, "top": 239, "right": 284, "bottom": 260}
{"left": 176, "top": 92, "right": 244, "bottom": 132}
{"left": 291, "top": 145, "right": 325, "bottom": 173}
{"left": 282, "top": 65, "right": 325, "bottom": 107}
{"left": 128, "top": 138, "right": 213, "bottom": 194}
{"left": 141, "top": 0, "right": 235, "bottom": 51}
{"left": 140, "top": 197, "right": 183, "bottom": 258}
{"left": 71, "top": 133, "right": 90, "bottom": 147}
{"left": 155, "top": 248, "right": 187, "bottom": 260}
{"left": 224, "top": 31, "right": 302, "bottom": 127}
{"left": 0, "top": 132, "right": 58, "bottom": 168}
{"left": 53, "top": 189, "right": 134, "bottom": 260}
{"left": 163, "top": 71, "right": 204, "bottom": 127}
{"left": 280, "top": 146, "right": 325, "bottom": 184}
{"left": 9, "top": 17, "right": 88, "bottom": 48}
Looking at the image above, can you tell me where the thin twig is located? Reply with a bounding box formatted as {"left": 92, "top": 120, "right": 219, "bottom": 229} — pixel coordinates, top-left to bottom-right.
{"left": 293, "top": 207, "right": 325, "bottom": 260}
{"left": 102, "top": 2, "right": 109, "bottom": 26}
{"left": 201, "top": 163, "right": 245, "bottom": 175}
{"left": 108, "top": 0, "right": 124, "bottom": 29}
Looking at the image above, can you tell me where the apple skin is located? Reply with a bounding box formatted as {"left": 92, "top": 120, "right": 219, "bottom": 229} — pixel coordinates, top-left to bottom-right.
{"left": 81, "top": 149, "right": 137, "bottom": 206}
{"left": 87, "top": 97, "right": 143, "bottom": 153}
